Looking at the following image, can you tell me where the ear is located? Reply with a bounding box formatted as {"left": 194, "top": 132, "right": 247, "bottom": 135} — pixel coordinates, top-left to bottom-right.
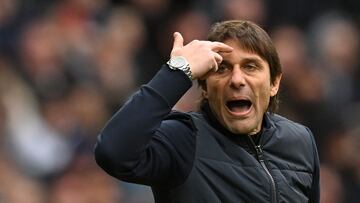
{"left": 202, "top": 87, "right": 208, "bottom": 98}
{"left": 270, "top": 74, "right": 282, "bottom": 97}
{"left": 198, "top": 79, "right": 209, "bottom": 98}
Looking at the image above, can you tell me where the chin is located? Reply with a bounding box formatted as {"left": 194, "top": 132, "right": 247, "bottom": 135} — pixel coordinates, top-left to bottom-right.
{"left": 228, "top": 125, "right": 253, "bottom": 135}
{"left": 227, "top": 119, "right": 259, "bottom": 135}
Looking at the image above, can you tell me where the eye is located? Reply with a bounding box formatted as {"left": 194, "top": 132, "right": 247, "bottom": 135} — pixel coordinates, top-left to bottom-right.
{"left": 217, "top": 64, "right": 231, "bottom": 74}
{"left": 244, "top": 62, "right": 258, "bottom": 71}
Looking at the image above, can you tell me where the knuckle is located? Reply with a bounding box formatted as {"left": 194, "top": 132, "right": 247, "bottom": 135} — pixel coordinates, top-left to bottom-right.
{"left": 198, "top": 42, "right": 207, "bottom": 48}
{"left": 191, "top": 39, "right": 199, "bottom": 44}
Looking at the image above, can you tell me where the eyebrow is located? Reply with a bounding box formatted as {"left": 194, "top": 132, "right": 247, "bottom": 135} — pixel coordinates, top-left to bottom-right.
{"left": 242, "top": 57, "right": 263, "bottom": 65}
{"left": 221, "top": 56, "right": 263, "bottom": 65}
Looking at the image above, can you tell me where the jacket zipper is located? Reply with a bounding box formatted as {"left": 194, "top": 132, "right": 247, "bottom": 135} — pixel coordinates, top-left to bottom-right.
{"left": 248, "top": 136, "right": 277, "bottom": 203}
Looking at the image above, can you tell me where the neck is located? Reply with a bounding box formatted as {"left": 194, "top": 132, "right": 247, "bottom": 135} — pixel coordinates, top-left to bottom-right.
{"left": 200, "top": 101, "right": 263, "bottom": 136}
{"left": 200, "top": 101, "right": 262, "bottom": 145}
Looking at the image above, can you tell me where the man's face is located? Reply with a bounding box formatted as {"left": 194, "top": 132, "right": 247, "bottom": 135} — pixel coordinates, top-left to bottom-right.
{"left": 203, "top": 39, "right": 281, "bottom": 135}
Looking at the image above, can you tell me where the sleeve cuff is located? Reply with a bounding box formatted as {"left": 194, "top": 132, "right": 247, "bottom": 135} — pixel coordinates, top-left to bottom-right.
{"left": 147, "top": 64, "right": 193, "bottom": 107}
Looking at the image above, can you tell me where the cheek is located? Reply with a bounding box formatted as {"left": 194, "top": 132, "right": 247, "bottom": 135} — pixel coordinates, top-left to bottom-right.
{"left": 204, "top": 78, "right": 223, "bottom": 98}
{"left": 205, "top": 79, "right": 226, "bottom": 109}
{"left": 206, "top": 85, "right": 221, "bottom": 101}
{"left": 250, "top": 77, "right": 272, "bottom": 102}
{"left": 257, "top": 82, "right": 272, "bottom": 107}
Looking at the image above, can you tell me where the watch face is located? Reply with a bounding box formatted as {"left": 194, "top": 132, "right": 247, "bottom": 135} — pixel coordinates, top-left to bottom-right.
{"left": 170, "top": 56, "right": 186, "bottom": 68}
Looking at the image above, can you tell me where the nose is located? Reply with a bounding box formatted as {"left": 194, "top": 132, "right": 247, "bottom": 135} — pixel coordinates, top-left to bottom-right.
{"left": 230, "top": 67, "right": 246, "bottom": 89}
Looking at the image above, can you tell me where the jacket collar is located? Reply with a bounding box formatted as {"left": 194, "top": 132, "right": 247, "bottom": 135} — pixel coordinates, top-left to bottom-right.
{"left": 200, "top": 101, "right": 275, "bottom": 146}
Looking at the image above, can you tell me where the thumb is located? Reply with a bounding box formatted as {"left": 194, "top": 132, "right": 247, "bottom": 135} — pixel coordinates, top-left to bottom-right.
{"left": 172, "top": 32, "right": 184, "bottom": 49}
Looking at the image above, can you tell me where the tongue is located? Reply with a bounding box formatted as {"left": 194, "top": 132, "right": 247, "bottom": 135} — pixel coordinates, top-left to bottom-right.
{"left": 228, "top": 101, "right": 251, "bottom": 113}
{"left": 230, "top": 105, "right": 249, "bottom": 113}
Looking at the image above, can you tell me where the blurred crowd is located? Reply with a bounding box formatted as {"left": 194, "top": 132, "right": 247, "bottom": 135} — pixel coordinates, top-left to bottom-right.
{"left": 0, "top": 0, "right": 359, "bottom": 202}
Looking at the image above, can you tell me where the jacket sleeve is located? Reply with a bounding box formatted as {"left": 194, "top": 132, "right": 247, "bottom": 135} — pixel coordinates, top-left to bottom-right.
{"left": 94, "top": 65, "right": 196, "bottom": 187}
{"left": 308, "top": 128, "right": 320, "bottom": 203}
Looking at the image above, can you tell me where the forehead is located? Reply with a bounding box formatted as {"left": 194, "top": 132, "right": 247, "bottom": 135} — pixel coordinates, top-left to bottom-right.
{"left": 222, "top": 39, "right": 268, "bottom": 65}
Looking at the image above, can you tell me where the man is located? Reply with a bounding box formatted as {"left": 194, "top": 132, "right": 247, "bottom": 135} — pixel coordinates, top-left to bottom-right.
{"left": 94, "top": 20, "right": 320, "bottom": 203}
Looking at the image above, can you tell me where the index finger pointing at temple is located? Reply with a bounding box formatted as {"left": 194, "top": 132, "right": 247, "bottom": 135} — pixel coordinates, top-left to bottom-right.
{"left": 210, "top": 42, "right": 233, "bottom": 52}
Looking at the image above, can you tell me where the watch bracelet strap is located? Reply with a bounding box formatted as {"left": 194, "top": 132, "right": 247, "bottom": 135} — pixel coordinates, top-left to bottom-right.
{"left": 182, "top": 64, "right": 193, "bottom": 80}
{"left": 166, "top": 59, "right": 193, "bottom": 80}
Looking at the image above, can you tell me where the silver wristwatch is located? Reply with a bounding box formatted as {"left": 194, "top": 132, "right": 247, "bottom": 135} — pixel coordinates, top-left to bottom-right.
{"left": 167, "top": 56, "right": 193, "bottom": 80}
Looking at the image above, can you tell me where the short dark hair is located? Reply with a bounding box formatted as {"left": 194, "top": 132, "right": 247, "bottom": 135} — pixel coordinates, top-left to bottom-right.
{"left": 199, "top": 20, "right": 282, "bottom": 112}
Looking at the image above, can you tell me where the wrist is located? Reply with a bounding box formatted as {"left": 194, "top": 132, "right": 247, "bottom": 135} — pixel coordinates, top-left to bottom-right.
{"left": 167, "top": 56, "right": 193, "bottom": 80}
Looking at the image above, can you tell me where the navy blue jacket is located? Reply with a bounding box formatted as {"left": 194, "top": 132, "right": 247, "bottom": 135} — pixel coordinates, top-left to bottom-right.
{"left": 94, "top": 65, "right": 320, "bottom": 203}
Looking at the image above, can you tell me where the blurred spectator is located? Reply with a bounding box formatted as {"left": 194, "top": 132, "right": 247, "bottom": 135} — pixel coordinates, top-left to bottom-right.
{"left": 0, "top": 159, "right": 46, "bottom": 203}
{"left": 271, "top": 25, "right": 337, "bottom": 157}
{"left": 0, "top": 0, "right": 19, "bottom": 56}
{"left": 320, "top": 165, "right": 344, "bottom": 203}
{"left": 193, "top": 0, "right": 267, "bottom": 27}
{"left": 272, "top": 25, "right": 324, "bottom": 117}
{"left": 0, "top": 56, "right": 72, "bottom": 178}
{"left": 48, "top": 153, "right": 121, "bottom": 203}
{"left": 128, "top": 0, "right": 170, "bottom": 18}
{"left": 324, "top": 124, "right": 360, "bottom": 203}
{"left": 18, "top": 16, "right": 69, "bottom": 100}
{"left": 95, "top": 6, "right": 144, "bottom": 108}
{"left": 308, "top": 12, "right": 360, "bottom": 108}
{"left": 0, "top": 0, "right": 359, "bottom": 202}
{"left": 222, "top": 0, "right": 266, "bottom": 25}
{"left": 267, "top": 0, "right": 342, "bottom": 29}
{"left": 0, "top": 0, "right": 17, "bottom": 26}
{"left": 0, "top": 96, "right": 46, "bottom": 203}
{"left": 52, "top": 0, "right": 109, "bottom": 85}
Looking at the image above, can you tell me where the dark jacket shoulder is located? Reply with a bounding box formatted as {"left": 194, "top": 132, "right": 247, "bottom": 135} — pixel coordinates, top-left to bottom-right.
{"left": 265, "top": 113, "right": 317, "bottom": 171}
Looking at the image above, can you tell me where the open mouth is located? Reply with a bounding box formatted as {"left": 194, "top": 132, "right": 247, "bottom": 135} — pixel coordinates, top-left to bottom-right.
{"left": 226, "top": 99, "right": 252, "bottom": 114}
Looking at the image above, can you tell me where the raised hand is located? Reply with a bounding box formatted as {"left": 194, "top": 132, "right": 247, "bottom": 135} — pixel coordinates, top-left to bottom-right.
{"left": 170, "top": 32, "right": 233, "bottom": 80}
